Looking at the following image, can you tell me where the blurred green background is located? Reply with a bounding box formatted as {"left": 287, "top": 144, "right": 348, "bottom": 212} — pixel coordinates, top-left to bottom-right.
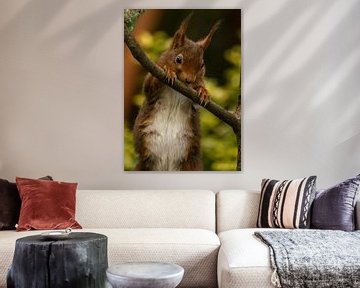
{"left": 124, "top": 9, "right": 241, "bottom": 171}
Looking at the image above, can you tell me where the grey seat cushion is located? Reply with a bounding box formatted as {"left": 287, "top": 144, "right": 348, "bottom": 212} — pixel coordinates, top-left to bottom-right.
{"left": 218, "top": 228, "right": 279, "bottom": 288}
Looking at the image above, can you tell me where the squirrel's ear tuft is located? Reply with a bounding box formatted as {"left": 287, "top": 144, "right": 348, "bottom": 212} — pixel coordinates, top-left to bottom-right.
{"left": 198, "top": 20, "right": 221, "bottom": 51}
{"left": 171, "top": 12, "right": 193, "bottom": 49}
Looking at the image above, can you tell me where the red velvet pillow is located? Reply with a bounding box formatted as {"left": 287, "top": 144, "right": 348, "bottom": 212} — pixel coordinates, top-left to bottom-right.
{"left": 16, "top": 177, "right": 82, "bottom": 231}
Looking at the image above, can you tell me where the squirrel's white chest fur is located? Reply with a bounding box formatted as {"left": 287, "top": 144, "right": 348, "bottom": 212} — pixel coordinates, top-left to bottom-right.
{"left": 145, "top": 87, "right": 193, "bottom": 171}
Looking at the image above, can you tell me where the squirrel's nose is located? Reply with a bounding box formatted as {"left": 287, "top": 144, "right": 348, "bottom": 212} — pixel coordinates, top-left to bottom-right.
{"left": 185, "top": 76, "right": 195, "bottom": 84}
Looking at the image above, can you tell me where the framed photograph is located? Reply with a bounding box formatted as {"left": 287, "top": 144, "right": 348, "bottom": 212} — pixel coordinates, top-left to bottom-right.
{"left": 124, "top": 9, "right": 241, "bottom": 171}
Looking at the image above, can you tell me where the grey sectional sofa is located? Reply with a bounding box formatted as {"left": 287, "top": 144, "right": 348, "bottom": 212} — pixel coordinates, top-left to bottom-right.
{"left": 0, "top": 189, "right": 359, "bottom": 288}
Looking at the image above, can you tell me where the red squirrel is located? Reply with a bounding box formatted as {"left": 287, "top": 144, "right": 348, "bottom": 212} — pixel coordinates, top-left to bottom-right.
{"left": 133, "top": 14, "right": 220, "bottom": 171}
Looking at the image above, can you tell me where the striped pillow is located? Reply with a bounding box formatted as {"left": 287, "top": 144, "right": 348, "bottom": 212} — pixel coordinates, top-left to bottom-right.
{"left": 257, "top": 176, "right": 317, "bottom": 229}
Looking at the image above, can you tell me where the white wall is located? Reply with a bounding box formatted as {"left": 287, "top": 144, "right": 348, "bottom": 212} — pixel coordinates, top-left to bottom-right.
{"left": 0, "top": 0, "right": 359, "bottom": 191}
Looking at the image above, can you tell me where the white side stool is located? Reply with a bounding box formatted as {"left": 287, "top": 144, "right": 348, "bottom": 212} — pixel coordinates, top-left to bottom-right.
{"left": 106, "top": 262, "right": 184, "bottom": 288}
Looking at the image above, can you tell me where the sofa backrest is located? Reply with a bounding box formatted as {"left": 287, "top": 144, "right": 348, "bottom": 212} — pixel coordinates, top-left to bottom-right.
{"left": 216, "top": 190, "right": 260, "bottom": 233}
{"left": 217, "top": 190, "right": 360, "bottom": 232}
{"left": 76, "top": 190, "right": 216, "bottom": 231}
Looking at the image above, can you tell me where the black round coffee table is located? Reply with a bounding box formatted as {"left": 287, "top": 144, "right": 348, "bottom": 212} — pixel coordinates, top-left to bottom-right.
{"left": 7, "top": 232, "right": 108, "bottom": 288}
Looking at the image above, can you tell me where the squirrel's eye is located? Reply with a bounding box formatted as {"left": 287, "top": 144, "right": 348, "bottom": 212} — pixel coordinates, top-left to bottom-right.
{"left": 175, "top": 54, "right": 183, "bottom": 64}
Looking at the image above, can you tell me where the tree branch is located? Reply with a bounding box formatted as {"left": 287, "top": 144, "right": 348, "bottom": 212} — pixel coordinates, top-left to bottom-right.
{"left": 124, "top": 9, "right": 145, "bottom": 31}
{"left": 124, "top": 20, "right": 241, "bottom": 170}
{"left": 235, "top": 72, "right": 241, "bottom": 170}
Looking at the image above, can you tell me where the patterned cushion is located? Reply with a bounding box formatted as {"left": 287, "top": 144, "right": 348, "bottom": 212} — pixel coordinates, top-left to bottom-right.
{"left": 256, "top": 176, "right": 316, "bottom": 229}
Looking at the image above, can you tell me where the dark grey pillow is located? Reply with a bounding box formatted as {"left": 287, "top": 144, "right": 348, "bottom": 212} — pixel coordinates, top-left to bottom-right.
{"left": 0, "top": 179, "right": 20, "bottom": 230}
{"left": 311, "top": 174, "right": 360, "bottom": 231}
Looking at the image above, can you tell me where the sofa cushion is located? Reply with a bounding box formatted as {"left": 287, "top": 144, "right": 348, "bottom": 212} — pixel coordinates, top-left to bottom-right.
{"left": 16, "top": 177, "right": 82, "bottom": 231}
{"left": 76, "top": 190, "right": 216, "bottom": 231}
{"left": 217, "top": 228, "right": 278, "bottom": 288}
{"left": 257, "top": 176, "right": 316, "bottom": 229}
{"left": 311, "top": 174, "right": 360, "bottom": 231}
{"left": 0, "top": 228, "right": 220, "bottom": 288}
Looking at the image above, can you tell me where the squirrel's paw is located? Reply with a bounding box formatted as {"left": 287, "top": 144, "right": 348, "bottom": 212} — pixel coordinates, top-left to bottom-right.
{"left": 162, "top": 65, "right": 177, "bottom": 85}
{"left": 196, "top": 86, "right": 210, "bottom": 106}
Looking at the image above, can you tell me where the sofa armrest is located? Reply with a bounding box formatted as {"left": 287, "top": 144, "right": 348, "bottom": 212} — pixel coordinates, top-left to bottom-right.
{"left": 356, "top": 200, "right": 360, "bottom": 230}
